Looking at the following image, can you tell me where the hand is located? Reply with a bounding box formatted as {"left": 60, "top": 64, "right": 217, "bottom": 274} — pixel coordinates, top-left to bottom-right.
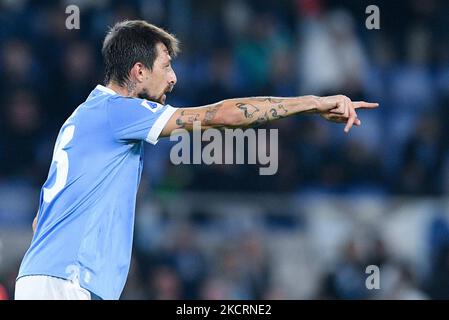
{"left": 317, "top": 95, "right": 379, "bottom": 133}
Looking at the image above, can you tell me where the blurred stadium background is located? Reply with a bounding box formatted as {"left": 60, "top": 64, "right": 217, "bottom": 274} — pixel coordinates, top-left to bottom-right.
{"left": 1, "top": 0, "right": 449, "bottom": 300}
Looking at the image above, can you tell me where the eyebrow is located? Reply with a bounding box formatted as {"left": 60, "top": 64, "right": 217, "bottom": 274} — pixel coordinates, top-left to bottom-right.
{"left": 161, "top": 48, "right": 172, "bottom": 63}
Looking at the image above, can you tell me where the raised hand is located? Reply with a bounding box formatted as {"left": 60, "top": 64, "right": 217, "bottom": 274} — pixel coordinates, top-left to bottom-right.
{"left": 317, "top": 95, "right": 379, "bottom": 133}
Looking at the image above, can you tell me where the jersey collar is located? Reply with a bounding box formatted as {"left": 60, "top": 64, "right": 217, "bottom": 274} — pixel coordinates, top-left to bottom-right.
{"left": 95, "top": 85, "right": 117, "bottom": 95}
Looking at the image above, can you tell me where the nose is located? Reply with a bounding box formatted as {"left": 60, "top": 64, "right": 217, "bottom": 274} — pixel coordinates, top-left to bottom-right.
{"left": 169, "top": 70, "right": 177, "bottom": 86}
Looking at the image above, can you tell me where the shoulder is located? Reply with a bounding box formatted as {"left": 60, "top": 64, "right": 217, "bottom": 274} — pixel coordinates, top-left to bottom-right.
{"left": 106, "top": 94, "right": 136, "bottom": 104}
{"left": 107, "top": 95, "right": 166, "bottom": 113}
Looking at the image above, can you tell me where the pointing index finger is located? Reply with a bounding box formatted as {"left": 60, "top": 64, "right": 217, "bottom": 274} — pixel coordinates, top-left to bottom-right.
{"left": 353, "top": 101, "right": 379, "bottom": 109}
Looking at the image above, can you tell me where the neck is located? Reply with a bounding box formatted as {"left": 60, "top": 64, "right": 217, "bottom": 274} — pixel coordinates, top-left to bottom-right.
{"left": 107, "top": 81, "right": 136, "bottom": 98}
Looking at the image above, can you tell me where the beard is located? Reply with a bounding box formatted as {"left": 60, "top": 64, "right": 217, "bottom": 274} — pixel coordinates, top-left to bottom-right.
{"left": 137, "top": 87, "right": 167, "bottom": 104}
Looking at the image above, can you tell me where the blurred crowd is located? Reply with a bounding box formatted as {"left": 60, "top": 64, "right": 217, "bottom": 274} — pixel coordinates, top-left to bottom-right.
{"left": 0, "top": 0, "right": 449, "bottom": 300}
{"left": 121, "top": 200, "right": 449, "bottom": 300}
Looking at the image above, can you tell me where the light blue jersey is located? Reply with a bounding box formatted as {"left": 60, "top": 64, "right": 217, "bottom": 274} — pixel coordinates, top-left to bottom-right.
{"left": 17, "top": 85, "right": 177, "bottom": 300}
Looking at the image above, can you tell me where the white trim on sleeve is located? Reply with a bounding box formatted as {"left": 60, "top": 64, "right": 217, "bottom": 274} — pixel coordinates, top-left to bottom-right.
{"left": 146, "top": 106, "right": 178, "bottom": 145}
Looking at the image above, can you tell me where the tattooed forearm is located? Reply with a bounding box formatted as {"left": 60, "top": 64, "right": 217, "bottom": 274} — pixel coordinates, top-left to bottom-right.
{"left": 162, "top": 96, "right": 318, "bottom": 136}
{"left": 174, "top": 104, "right": 223, "bottom": 129}
{"left": 236, "top": 103, "right": 260, "bottom": 119}
{"left": 277, "top": 105, "right": 288, "bottom": 116}
{"left": 252, "top": 111, "right": 270, "bottom": 127}
{"left": 204, "top": 103, "right": 222, "bottom": 126}
{"left": 236, "top": 99, "right": 292, "bottom": 127}
{"left": 175, "top": 110, "right": 201, "bottom": 129}
{"left": 269, "top": 105, "right": 288, "bottom": 120}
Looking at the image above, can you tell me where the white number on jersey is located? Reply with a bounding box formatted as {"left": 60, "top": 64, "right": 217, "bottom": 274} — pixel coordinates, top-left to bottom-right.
{"left": 43, "top": 125, "right": 75, "bottom": 203}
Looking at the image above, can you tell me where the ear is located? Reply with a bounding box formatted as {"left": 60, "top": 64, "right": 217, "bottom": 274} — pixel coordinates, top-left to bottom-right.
{"left": 129, "top": 62, "right": 146, "bottom": 83}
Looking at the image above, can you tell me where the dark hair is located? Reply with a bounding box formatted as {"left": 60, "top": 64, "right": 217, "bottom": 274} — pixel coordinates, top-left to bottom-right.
{"left": 102, "top": 20, "right": 180, "bottom": 86}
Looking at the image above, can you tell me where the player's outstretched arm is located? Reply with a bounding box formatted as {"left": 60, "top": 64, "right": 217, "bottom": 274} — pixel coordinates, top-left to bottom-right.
{"left": 160, "top": 95, "right": 378, "bottom": 137}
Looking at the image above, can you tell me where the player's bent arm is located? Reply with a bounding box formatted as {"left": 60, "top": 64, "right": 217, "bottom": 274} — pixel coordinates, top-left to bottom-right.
{"left": 160, "top": 95, "right": 378, "bottom": 137}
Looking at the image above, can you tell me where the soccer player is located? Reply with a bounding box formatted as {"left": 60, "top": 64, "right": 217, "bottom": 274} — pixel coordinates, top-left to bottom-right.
{"left": 15, "top": 20, "right": 378, "bottom": 300}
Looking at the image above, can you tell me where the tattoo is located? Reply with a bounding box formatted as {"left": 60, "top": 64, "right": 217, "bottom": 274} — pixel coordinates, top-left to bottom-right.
{"left": 236, "top": 99, "right": 290, "bottom": 127}
{"left": 175, "top": 118, "right": 184, "bottom": 127}
{"left": 175, "top": 110, "right": 201, "bottom": 129}
{"left": 252, "top": 111, "right": 270, "bottom": 127}
{"left": 126, "top": 80, "right": 136, "bottom": 94}
{"left": 175, "top": 103, "right": 223, "bottom": 129}
{"left": 204, "top": 104, "right": 222, "bottom": 126}
{"left": 277, "top": 105, "right": 288, "bottom": 115}
{"left": 236, "top": 103, "right": 259, "bottom": 118}
{"left": 269, "top": 105, "right": 288, "bottom": 120}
